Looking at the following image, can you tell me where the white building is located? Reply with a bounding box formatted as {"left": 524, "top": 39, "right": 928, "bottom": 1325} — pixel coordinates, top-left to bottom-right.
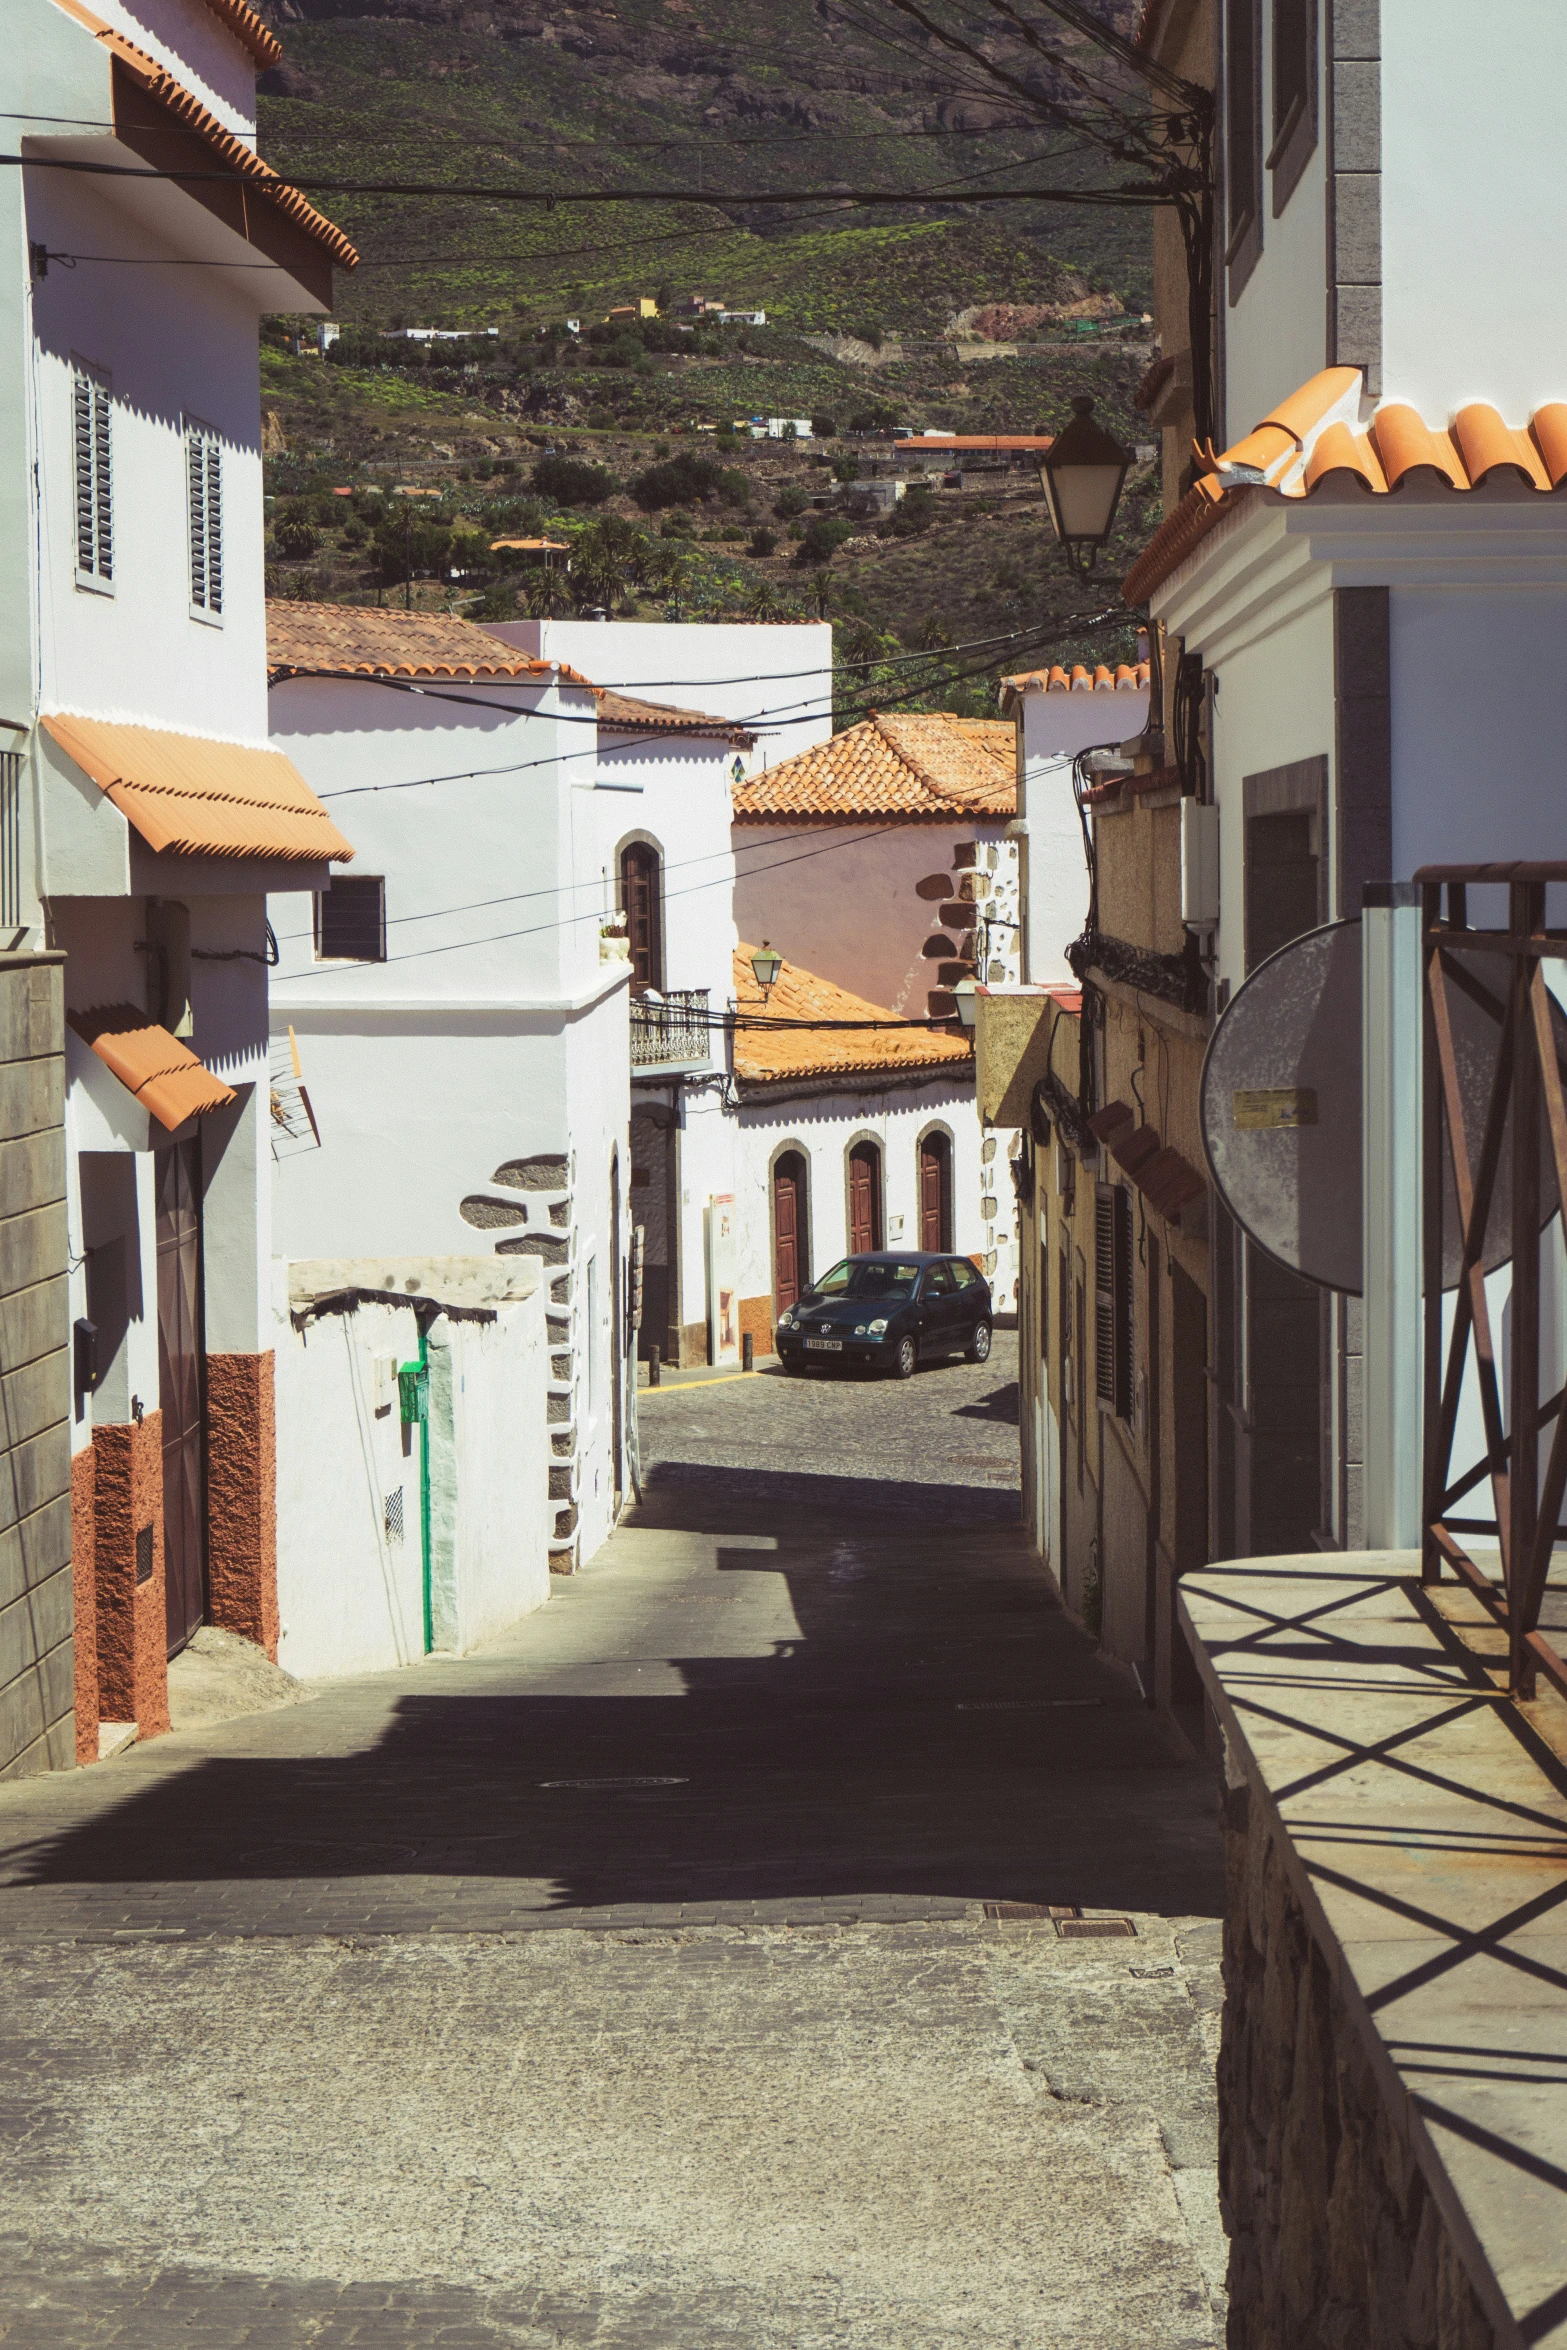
{"left": 488, "top": 619, "right": 834, "bottom": 769}
{"left": 9, "top": 0, "right": 356, "bottom": 1762}
{"left": 997, "top": 658, "right": 1151, "bottom": 984}
{"left": 266, "top": 604, "right": 632, "bottom": 1575}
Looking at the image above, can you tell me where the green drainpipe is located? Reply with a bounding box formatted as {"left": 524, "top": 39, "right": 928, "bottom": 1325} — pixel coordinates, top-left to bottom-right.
{"left": 398, "top": 1333, "right": 433, "bottom": 1656}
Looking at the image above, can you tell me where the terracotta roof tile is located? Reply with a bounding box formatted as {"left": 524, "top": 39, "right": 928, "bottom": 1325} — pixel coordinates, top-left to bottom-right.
{"left": 732, "top": 947, "right": 973, "bottom": 1087}
{"left": 1124, "top": 366, "right": 1567, "bottom": 604}
{"left": 893, "top": 435, "right": 1054, "bottom": 453}
{"left": 50, "top": 0, "right": 356, "bottom": 269}
{"left": 41, "top": 713, "right": 354, "bottom": 863}
{"left": 595, "top": 689, "right": 755, "bottom": 746}
{"left": 68, "top": 1006, "right": 237, "bottom": 1132}
{"left": 201, "top": 0, "right": 282, "bottom": 66}
{"left": 266, "top": 603, "right": 592, "bottom": 685}
{"left": 999, "top": 659, "right": 1151, "bottom": 702}
{"left": 731, "top": 712, "right": 1015, "bottom": 825}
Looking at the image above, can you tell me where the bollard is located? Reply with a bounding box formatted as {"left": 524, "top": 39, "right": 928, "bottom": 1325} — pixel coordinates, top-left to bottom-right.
{"left": 648, "top": 1346, "right": 661, "bottom": 1387}
{"left": 742, "top": 1331, "right": 754, "bottom": 1373}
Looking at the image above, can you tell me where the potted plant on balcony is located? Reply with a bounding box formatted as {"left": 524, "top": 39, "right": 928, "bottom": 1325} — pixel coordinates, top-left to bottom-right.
{"left": 600, "top": 918, "right": 631, "bottom": 965}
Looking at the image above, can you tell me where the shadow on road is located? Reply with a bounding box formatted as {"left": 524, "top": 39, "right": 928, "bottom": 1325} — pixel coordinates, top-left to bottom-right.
{"left": 3, "top": 1459, "right": 1224, "bottom": 1919}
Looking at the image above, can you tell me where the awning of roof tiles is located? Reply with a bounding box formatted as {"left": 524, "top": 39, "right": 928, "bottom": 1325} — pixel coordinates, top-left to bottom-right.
{"left": 41, "top": 714, "right": 355, "bottom": 863}
{"left": 68, "top": 1006, "right": 237, "bottom": 1132}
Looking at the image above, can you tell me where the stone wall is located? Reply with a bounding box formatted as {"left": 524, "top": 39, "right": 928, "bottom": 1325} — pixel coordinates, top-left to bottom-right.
{"left": 1218, "top": 1774, "right": 1497, "bottom": 2350}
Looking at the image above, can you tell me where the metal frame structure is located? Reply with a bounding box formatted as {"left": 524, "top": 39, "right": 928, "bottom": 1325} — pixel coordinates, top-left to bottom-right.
{"left": 1419, "top": 864, "right": 1567, "bottom": 1702}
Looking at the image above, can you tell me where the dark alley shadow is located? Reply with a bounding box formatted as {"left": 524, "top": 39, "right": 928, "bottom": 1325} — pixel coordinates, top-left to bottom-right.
{"left": 2, "top": 1459, "right": 1225, "bottom": 1918}
{"left": 951, "top": 1381, "right": 1021, "bottom": 1426}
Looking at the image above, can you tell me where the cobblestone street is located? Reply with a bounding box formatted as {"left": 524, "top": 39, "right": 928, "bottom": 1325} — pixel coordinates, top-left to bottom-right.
{"left": 0, "top": 1339, "right": 1227, "bottom": 2346}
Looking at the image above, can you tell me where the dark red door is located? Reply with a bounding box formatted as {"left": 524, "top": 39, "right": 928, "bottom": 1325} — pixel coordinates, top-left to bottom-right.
{"left": 156, "top": 1138, "right": 205, "bottom": 1657}
{"left": 774, "top": 1156, "right": 802, "bottom": 1312}
{"left": 919, "top": 1133, "right": 951, "bottom": 1254}
{"left": 848, "top": 1143, "right": 880, "bottom": 1255}
{"left": 621, "top": 843, "right": 663, "bottom": 991}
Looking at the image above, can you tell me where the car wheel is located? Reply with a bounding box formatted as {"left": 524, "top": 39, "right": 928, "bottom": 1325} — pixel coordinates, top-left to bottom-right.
{"left": 967, "top": 1320, "right": 993, "bottom": 1364}
{"left": 890, "top": 1334, "right": 917, "bottom": 1381}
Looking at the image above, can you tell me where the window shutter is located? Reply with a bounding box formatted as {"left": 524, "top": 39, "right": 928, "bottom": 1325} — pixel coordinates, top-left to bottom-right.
{"left": 1094, "top": 1181, "right": 1133, "bottom": 1418}
{"left": 187, "top": 421, "right": 223, "bottom": 614}
{"left": 73, "top": 366, "right": 112, "bottom": 583}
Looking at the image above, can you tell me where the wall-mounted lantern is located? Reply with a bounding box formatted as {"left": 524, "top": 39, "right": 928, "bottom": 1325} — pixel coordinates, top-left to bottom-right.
{"left": 1039, "top": 397, "right": 1133, "bottom": 575}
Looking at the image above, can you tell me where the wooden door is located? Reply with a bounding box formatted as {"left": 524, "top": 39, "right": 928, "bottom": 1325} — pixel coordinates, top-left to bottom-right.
{"left": 848, "top": 1143, "right": 879, "bottom": 1255}
{"left": 156, "top": 1138, "right": 205, "bottom": 1658}
{"left": 621, "top": 842, "right": 663, "bottom": 992}
{"left": 773, "top": 1156, "right": 801, "bottom": 1313}
{"left": 919, "top": 1133, "right": 951, "bottom": 1254}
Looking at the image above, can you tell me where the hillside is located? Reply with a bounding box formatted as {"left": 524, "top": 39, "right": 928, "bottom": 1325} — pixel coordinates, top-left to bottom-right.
{"left": 255, "top": 0, "right": 1159, "bottom": 697}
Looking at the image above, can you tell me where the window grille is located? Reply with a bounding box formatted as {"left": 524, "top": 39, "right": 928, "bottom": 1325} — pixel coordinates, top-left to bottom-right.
{"left": 316, "top": 875, "right": 386, "bottom": 962}
{"left": 72, "top": 363, "right": 113, "bottom": 587}
{"left": 384, "top": 1487, "right": 405, "bottom": 1544}
{"left": 0, "top": 753, "right": 20, "bottom": 931}
{"left": 186, "top": 419, "right": 223, "bottom": 616}
{"left": 135, "top": 1525, "right": 154, "bottom": 1584}
{"left": 1094, "top": 1181, "right": 1133, "bottom": 1419}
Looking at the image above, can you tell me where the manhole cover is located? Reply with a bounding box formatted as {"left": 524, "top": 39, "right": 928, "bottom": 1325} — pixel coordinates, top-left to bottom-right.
{"left": 983, "top": 1901, "right": 1080, "bottom": 1921}
{"left": 539, "top": 1776, "right": 688, "bottom": 1790}
{"left": 1057, "top": 1918, "right": 1137, "bottom": 1940}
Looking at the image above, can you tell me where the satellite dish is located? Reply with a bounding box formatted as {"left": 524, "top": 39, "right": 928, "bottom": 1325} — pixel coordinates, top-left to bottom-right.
{"left": 1199, "top": 917, "right": 1565, "bottom": 1295}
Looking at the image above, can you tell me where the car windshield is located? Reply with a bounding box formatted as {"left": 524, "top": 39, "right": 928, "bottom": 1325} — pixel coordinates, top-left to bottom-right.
{"left": 809, "top": 1259, "right": 921, "bottom": 1302}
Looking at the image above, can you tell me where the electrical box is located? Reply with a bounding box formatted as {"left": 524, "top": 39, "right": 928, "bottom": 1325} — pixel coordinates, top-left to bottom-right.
{"left": 398, "top": 1361, "right": 428, "bottom": 1425}
{"left": 372, "top": 1353, "right": 399, "bottom": 1417}
{"left": 1181, "top": 800, "right": 1220, "bottom": 929}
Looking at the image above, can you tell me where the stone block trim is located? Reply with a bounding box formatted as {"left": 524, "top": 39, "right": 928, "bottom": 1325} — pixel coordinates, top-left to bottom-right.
{"left": 90, "top": 1416, "right": 169, "bottom": 1739}
{"left": 204, "top": 1351, "right": 279, "bottom": 1662}
{"left": 71, "top": 1447, "right": 97, "bottom": 1765}
{"left": 1219, "top": 1780, "right": 1496, "bottom": 2350}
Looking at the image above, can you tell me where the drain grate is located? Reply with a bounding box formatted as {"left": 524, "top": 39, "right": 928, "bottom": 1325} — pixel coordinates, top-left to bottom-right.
{"left": 983, "top": 1901, "right": 1081, "bottom": 1922}
{"left": 539, "top": 1776, "right": 688, "bottom": 1791}
{"left": 1057, "top": 1917, "right": 1137, "bottom": 1940}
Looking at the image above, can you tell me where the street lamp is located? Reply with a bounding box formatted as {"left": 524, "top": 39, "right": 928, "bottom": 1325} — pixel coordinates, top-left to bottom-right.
{"left": 1039, "top": 397, "right": 1133, "bottom": 575}
{"left": 751, "top": 941, "right": 783, "bottom": 997}
{"left": 950, "top": 979, "right": 978, "bottom": 1031}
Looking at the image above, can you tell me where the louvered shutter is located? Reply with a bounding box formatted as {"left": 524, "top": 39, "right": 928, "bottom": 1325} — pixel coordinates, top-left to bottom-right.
{"left": 187, "top": 421, "right": 223, "bottom": 615}
{"left": 1094, "top": 1181, "right": 1133, "bottom": 1418}
{"left": 73, "top": 365, "right": 112, "bottom": 584}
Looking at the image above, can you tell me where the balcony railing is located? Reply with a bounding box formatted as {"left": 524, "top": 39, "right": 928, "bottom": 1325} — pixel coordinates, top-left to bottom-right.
{"left": 630, "top": 987, "right": 711, "bottom": 1068}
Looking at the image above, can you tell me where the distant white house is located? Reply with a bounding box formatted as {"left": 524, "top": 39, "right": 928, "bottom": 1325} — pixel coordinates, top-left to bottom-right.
{"left": 265, "top": 604, "right": 632, "bottom": 1575}
{"left": 10, "top": 0, "right": 357, "bottom": 1766}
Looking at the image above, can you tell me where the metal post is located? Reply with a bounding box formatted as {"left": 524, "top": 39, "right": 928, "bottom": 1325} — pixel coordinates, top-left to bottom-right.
{"left": 742, "top": 1331, "right": 754, "bottom": 1373}
{"left": 1509, "top": 880, "right": 1544, "bottom": 1695}
{"left": 649, "top": 1346, "right": 661, "bottom": 1387}
{"left": 1363, "top": 882, "right": 1425, "bottom": 1549}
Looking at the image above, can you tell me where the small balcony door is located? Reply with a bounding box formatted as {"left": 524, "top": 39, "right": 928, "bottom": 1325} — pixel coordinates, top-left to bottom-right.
{"left": 620, "top": 842, "right": 663, "bottom": 993}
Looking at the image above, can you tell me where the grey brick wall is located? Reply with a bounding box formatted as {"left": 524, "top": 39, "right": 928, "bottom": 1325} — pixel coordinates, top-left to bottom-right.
{"left": 0, "top": 955, "right": 71, "bottom": 1778}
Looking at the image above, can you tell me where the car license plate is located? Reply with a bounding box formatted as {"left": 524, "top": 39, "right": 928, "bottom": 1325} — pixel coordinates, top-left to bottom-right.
{"left": 804, "top": 1337, "right": 843, "bottom": 1352}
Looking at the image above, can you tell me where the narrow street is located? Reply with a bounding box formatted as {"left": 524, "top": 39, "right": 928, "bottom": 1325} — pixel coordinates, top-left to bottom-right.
{"left": 0, "top": 1338, "right": 1226, "bottom": 2348}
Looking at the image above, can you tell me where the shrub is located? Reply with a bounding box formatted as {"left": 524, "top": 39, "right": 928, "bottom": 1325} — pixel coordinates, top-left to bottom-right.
{"left": 832, "top": 458, "right": 859, "bottom": 484}
{"left": 811, "top": 415, "right": 838, "bottom": 440}
{"left": 631, "top": 450, "right": 750, "bottom": 512}
{"left": 532, "top": 453, "right": 615, "bottom": 506}
{"left": 274, "top": 515, "right": 320, "bottom": 559}
{"left": 848, "top": 403, "right": 901, "bottom": 435}
{"left": 747, "top": 525, "right": 778, "bottom": 557}
{"left": 793, "top": 515, "right": 854, "bottom": 566}
{"left": 773, "top": 485, "right": 809, "bottom": 519}
{"left": 878, "top": 486, "right": 938, "bottom": 538}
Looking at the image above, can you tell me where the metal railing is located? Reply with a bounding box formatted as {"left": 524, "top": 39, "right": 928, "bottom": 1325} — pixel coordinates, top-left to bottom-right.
{"left": 630, "top": 987, "right": 711, "bottom": 1068}
{"left": 1419, "top": 864, "right": 1567, "bottom": 1701}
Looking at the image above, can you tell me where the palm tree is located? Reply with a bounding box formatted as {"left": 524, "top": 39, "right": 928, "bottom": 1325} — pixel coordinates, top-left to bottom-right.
{"left": 808, "top": 567, "right": 836, "bottom": 621}
{"left": 741, "top": 576, "right": 782, "bottom": 621}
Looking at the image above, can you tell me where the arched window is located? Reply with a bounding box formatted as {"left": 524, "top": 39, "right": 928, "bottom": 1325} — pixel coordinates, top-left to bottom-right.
{"left": 620, "top": 841, "right": 663, "bottom": 992}
{"left": 773, "top": 1149, "right": 809, "bottom": 1313}
{"left": 918, "top": 1129, "right": 953, "bottom": 1254}
{"left": 847, "top": 1140, "right": 882, "bottom": 1255}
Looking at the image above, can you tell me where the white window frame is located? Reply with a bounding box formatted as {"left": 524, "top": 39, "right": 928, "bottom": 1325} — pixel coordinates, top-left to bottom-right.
{"left": 185, "top": 414, "right": 223, "bottom": 624}
{"left": 71, "top": 358, "right": 114, "bottom": 596}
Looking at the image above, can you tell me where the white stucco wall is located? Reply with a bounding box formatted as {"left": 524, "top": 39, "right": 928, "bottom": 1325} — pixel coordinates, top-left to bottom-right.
{"left": 273, "top": 1281, "right": 550, "bottom": 1680}
{"left": 488, "top": 620, "right": 834, "bottom": 768}
{"left": 591, "top": 725, "right": 738, "bottom": 1006}
{"left": 1381, "top": 2, "right": 1567, "bottom": 421}
{"left": 1223, "top": 120, "right": 1331, "bottom": 443}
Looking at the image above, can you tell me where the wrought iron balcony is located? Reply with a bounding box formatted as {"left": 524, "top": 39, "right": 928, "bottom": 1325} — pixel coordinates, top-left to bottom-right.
{"left": 630, "top": 987, "right": 712, "bottom": 1068}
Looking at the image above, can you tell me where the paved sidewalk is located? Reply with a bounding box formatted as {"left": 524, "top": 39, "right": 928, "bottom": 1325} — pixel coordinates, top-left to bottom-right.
{"left": 0, "top": 1337, "right": 1229, "bottom": 2345}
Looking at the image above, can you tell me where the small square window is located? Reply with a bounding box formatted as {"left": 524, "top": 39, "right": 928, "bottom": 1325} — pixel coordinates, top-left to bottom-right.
{"left": 316, "top": 875, "right": 386, "bottom": 961}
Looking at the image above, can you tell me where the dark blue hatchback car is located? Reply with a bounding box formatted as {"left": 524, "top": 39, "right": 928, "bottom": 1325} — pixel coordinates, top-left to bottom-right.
{"left": 775, "top": 1251, "right": 993, "bottom": 1380}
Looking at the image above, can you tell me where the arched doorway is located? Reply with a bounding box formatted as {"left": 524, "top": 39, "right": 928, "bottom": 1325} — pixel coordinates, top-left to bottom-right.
{"left": 918, "top": 1130, "right": 952, "bottom": 1254}
{"left": 847, "top": 1140, "right": 882, "bottom": 1255}
{"left": 773, "top": 1150, "right": 808, "bottom": 1314}
{"left": 620, "top": 841, "right": 663, "bottom": 991}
